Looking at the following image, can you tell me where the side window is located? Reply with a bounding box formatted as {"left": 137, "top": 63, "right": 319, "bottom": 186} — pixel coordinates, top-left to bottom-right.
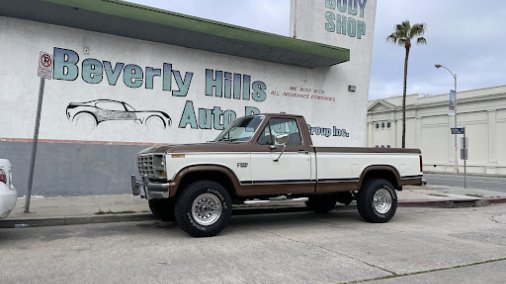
{"left": 257, "top": 125, "right": 274, "bottom": 145}
{"left": 95, "top": 101, "right": 127, "bottom": 111}
{"left": 257, "top": 118, "right": 302, "bottom": 146}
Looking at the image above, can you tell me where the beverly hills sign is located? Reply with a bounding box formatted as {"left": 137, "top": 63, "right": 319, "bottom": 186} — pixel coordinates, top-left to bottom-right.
{"left": 53, "top": 47, "right": 267, "bottom": 130}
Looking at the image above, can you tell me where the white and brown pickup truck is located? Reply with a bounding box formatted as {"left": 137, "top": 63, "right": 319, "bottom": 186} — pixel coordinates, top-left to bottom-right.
{"left": 132, "top": 113, "right": 423, "bottom": 237}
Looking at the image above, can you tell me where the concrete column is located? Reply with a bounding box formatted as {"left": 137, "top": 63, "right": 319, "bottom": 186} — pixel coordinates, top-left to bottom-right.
{"left": 367, "top": 121, "right": 374, "bottom": 147}
{"left": 390, "top": 120, "right": 397, "bottom": 148}
{"left": 488, "top": 109, "right": 497, "bottom": 164}
{"left": 415, "top": 114, "right": 422, "bottom": 149}
{"left": 396, "top": 111, "right": 402, "bottom": 147}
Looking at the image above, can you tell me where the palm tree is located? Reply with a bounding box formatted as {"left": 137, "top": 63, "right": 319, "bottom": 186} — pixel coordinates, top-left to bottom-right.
{"left": 387, "top": 20, "right": 426, "bottom": 148}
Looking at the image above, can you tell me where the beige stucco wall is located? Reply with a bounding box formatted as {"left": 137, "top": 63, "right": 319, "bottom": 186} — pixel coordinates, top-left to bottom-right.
{"left": 368, "top": 85, "right": 506, "bottom": 176}
{"left": 291, "top": 0, "right": 377, "bottom": 146}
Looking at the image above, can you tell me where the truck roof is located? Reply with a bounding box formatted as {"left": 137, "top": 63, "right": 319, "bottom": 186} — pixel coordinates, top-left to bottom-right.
{"left": 258, "top": 113, "right": 305, "bottom": 118}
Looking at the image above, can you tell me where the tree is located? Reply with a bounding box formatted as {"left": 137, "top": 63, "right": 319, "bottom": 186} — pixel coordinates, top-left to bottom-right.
{"left": 387, "top": 20, "right": 426, "bottom": 148}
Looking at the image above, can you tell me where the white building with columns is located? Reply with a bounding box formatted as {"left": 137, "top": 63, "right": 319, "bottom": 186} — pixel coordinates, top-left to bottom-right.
{"left": 367, "top": 85, "right": 506, "bottom": 176}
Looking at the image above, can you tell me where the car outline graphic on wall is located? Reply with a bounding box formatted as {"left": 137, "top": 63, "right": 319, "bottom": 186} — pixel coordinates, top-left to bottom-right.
{"left": 66, "top": 99, "right": 172, "bottom": 129}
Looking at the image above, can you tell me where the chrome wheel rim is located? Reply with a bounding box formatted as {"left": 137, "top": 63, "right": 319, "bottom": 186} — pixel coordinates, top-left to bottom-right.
{"left": 192, "top": 192, "right": 222, "bottom": 226}
{"left": 373, "top": 188, "right": 392, "bottom": 214}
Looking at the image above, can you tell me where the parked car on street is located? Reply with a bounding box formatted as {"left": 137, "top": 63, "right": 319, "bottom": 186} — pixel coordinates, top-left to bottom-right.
{"left": 132, "top": 113, "right": 423, "bottom": 237}
{"left": 0, "top": 159, "right": 17, "bottom": 218}
{"left": 66, "top": 99, "right": 172, "bottom": 129}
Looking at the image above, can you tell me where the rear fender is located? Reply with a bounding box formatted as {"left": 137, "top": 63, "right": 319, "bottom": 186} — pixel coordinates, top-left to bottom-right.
{"left": 358, "top": 165, "right": 402, "bottom": 190}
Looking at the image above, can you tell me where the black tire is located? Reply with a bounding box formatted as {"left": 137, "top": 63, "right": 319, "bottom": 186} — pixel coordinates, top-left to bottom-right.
{"left": 357, "top": 179, "right": 397, "bottom": 223}
{"left": 148, "top": 199, "right": 175, "bottom": 221}
{"left": 174, "top": 180, "right": 232, "bottom": 237}
{"left": 305, "top": 195, "right": 337, "bottom": 213}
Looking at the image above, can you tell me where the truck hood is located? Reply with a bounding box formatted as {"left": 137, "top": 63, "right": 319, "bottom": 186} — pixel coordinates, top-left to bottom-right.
{"left": 138, "top": 142, "right": 250, "bottom": 154}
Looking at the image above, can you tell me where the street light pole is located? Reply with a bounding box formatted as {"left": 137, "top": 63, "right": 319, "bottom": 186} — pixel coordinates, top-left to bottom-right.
{"left": 435, "top": 64, "right": 458, "bottom": 174}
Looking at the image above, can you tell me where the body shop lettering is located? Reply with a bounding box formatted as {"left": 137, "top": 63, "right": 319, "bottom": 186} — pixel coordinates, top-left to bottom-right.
{"left": 324, "top": 0, "right": 367, "bottom": 39}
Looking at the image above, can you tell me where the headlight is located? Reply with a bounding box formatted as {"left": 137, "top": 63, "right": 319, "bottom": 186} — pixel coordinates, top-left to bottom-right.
{"left": 152, "top": 155, "right": 166, "bottom": 178}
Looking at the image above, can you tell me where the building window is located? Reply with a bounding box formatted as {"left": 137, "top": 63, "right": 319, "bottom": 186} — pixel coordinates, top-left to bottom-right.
{"left": 381, "top": 122, "right": 385, "bottom": 128}
{"left": 387, "top": 122, "right": 391, "bottom": 128}
{"left": 375, "top": 123, "right": 379, "bottom": 129}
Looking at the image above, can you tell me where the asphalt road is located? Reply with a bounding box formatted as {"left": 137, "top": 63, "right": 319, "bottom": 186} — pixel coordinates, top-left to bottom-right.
{"left": 425, "top": 173, "right": 506, "bottom": 193}
{"left": 1, "top": 205, "right": 505, "bottom": 283}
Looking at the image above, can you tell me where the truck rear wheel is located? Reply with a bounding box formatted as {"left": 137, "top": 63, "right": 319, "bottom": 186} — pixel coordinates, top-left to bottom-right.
{"left": 357, "top": 179, "right": 397, "bottom": 223}
{"left": 148, "top": 199, "right": 175, "bottom": 221}
{"left": 305, "top": 195, "right": 337, "bottom": 213}
{"left": 174, "top": 180, "right": 232, "bottom": 237}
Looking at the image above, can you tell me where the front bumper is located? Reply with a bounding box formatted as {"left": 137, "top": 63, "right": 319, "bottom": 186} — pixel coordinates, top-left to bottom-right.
{"left": 131, "top": 176, "right": 170, "bottom": 200}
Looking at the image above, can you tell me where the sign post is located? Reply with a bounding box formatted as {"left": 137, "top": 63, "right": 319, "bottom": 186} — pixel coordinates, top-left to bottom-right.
{"left": 460, "top": 130, "right": 468, "bottom": 188}
{"left": 25, "top": 52, "right": 52, "bottom": 213}
{"left": 451, "top": 127, "right": 467, "bottom": 188}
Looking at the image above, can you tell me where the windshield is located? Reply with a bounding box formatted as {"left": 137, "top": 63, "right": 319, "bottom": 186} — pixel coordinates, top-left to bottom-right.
{"left": 214, "top": 115, "right": 264, "bottom": 142}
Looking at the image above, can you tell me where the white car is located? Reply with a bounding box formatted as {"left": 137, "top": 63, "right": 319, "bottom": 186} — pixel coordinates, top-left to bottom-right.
{"left": 0, "top": 159, "right": 17, "bottom": 218}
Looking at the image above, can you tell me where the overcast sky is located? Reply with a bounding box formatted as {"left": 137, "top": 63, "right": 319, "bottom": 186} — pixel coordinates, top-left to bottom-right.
{"left": 129, "top": 0, "right": 506, "bottom": 100}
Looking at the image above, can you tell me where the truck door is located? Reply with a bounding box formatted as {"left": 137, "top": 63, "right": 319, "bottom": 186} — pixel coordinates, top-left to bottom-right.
{"left": 250, "top": 117, "right": 314, "bottom": 194}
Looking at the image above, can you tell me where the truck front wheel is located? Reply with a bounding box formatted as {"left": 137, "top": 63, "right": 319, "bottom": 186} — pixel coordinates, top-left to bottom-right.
{"left": 174, "top": 180, "right": 232, "bottom": 237}
{"left": 357, "top": 179, "right": 397, "bottom": 223}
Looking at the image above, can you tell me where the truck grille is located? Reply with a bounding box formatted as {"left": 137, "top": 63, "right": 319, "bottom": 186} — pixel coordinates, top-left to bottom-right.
{"left": 137, "top": 155, "right": 156, "bottom": 177}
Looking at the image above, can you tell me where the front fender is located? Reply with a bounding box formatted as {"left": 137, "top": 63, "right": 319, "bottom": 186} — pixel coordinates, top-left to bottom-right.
{"left": 169, "top": 164, "right": 241, "bottom": 197}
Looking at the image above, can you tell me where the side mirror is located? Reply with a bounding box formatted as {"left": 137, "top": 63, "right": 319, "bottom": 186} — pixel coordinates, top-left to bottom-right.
{"left": 275, "top": 134, "right": 289, "bottom": 146}
{"left": 271, "top": 134, "right": 288, "bottom": 162}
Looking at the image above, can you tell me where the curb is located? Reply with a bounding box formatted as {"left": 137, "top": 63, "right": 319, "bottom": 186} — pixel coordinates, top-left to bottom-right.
{"left": 0, "top": 213, "right": 155, "bottom": 229}
{"left": 398, "top": 197, "right": 506, "bottom": 208}
{"left": 2, "top": 198, "right": 506, "bottom": 228}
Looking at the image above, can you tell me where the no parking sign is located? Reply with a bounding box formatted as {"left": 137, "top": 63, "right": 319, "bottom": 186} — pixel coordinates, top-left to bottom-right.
{"left": 37, "top": 51, "right": 52, "bottom": 79}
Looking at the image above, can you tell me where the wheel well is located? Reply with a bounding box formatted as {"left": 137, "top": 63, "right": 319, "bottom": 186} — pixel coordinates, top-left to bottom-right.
{"left": 146, "top": 115, "right": 166, "bottom": 128}
{"left": 360, "top": 170, "right": 400, "bottom": 190}
{"left": 73, "top": 111, "right": 98, "bottom": 123}
{"left": 175, "top": 171, "right": 237, "bottom": 200}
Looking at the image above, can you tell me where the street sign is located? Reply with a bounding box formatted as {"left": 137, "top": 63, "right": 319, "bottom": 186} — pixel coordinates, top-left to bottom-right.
{"left": 451, "top": 127, "right": 465, "bottom": 134}
{"left": 37, "top": 51, "right": 52, "bottom": 79}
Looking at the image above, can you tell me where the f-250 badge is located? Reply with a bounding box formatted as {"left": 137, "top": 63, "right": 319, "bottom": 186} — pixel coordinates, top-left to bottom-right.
{"left": 237, "top": 162, "right": 248, "bottom": 168}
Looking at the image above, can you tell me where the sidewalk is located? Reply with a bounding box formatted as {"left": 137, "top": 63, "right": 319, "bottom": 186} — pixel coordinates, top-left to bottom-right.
{"left": 1, "top": 185, "right": 506, "bottom": 228}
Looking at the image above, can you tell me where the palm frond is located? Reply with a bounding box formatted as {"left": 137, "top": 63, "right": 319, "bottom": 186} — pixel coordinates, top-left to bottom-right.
{"left": 401, "top": 20, "right": 411, "bottom": 31}
{"left": 388, "top": 20, "right": 427, "bottom": 47}
{"left": 386, "top": 34, "right": 398, "bottom": 44}
{"left": 410, "top": 23, "right": 426, "bottom": 38}
{"left": 417, "top": 37, "right": 427, "bottom": 45}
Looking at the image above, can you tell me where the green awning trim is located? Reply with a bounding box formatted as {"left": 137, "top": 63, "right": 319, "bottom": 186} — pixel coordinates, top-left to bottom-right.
{"left": 1, "top": 0, "right": 350, "bottom": 68}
